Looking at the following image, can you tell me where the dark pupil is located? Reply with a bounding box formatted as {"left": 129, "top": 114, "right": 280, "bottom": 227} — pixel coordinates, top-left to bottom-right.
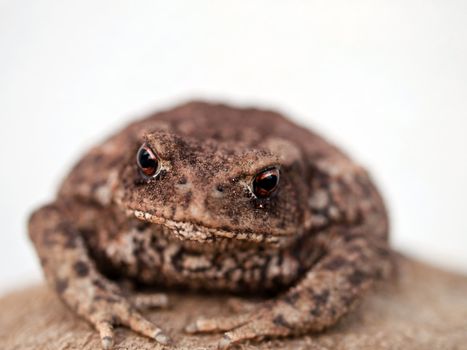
{"left": 138, "top": 148, "right": 158, "bottom": 176}
{"left": 254, "top": 170, "right": 279, "bottom": 197}
{"left": 257, "top": 174, "right": 277, "bottom": 191}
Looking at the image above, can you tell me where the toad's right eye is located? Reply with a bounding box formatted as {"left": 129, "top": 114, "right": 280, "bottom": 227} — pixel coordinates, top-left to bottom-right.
{"left": 136, "top": 143, "right": 161, "bottom": 178}
{"left": 252, "top": 167, "right": 280, "bottom": 198}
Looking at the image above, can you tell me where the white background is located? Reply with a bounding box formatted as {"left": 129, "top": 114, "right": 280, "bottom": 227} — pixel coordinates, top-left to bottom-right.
{"left": 1, "top": 0, "right": 466, "bottom": 296}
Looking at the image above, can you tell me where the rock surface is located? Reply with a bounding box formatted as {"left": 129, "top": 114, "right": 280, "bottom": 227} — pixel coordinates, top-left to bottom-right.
{"left": 0, "top": 255, "right": 466, "bottom": 350}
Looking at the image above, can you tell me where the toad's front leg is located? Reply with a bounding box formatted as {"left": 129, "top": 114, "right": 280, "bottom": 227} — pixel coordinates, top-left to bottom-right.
{"left": 187, "top": 232, "right": 393, "bottom": 349}
{"left": 28, "top": 202, "right": 171, "bottom": 349}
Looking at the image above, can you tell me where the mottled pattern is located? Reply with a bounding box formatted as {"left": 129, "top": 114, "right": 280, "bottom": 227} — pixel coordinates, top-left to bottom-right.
{"left": 28, "top": 101, "right": 393, "bottom": 349}
{"left": 3, "top": 257, "right": 467, "bottom": 350}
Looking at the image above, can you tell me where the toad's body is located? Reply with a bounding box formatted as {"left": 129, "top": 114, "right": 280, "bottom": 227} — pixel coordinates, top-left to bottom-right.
{"left": 29, "top": 102, "right": 392, "bottom": 349}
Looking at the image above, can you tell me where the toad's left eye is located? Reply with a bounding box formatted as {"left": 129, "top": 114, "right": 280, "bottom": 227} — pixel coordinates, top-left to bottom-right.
{"left": 252, "top": 167, "right": 280, "bottom": 198}
{"left": 136, "top": 143, "right": 161, "bottom": 178}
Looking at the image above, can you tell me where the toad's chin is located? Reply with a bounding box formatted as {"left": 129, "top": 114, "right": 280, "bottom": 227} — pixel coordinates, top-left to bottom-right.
{"left": 130, "top": 209, "right": 286, "bottom": 245}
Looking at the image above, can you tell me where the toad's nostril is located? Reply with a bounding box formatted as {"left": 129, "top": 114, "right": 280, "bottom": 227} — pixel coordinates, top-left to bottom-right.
{"left": 175, "top": 179, "right": 192, "bottom": 192}
{"left": 211, "top": 185, "right": 225, "bottom": 198}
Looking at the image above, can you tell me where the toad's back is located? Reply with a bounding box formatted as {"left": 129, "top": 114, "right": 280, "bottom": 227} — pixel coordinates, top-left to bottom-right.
{"left": 112, "top": 101, "right": 347, "bottom": 164}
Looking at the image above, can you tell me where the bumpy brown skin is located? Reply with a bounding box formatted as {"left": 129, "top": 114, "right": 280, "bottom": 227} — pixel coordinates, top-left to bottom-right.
{"left": 28, "top": 101, "right": 393, "bottom": 349}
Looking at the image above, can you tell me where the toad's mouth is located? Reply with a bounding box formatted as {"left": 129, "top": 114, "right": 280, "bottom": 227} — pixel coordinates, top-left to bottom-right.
{"left": 131, "top": 209, "right": 286, "bottom": 245}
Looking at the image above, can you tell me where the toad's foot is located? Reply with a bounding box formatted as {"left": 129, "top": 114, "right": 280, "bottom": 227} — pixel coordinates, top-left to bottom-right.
{"left": 88, "top": 290, "right": 173, "bottom": 349}
{"left": 185, "top": 234, "right": 393, "bottom": 349}
{"left": 28, "top": 203, "right": 172, "bottom": 350}
{"left": 89, "top": 297, "right": 172, "bottom": 349}
{"left": 185, "top": 303, "right": 293, "bottom": 349}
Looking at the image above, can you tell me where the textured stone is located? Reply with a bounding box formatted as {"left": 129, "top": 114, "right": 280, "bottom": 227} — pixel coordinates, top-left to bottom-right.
{"left": 0, "top": 255, "right": 466, "bottom": 350}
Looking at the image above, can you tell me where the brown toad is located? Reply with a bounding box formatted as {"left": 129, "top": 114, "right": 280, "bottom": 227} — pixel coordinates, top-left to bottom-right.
{"left": 28, "top": 101, "right": 393, "bottom": 349}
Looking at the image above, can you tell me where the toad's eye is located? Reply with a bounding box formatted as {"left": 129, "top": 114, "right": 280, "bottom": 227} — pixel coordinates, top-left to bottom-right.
{"left": 136, "top": 143, "right": 161, "bottom": 178}
{"left": 252, "top": 167, "right": 280, "bottom": 198}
